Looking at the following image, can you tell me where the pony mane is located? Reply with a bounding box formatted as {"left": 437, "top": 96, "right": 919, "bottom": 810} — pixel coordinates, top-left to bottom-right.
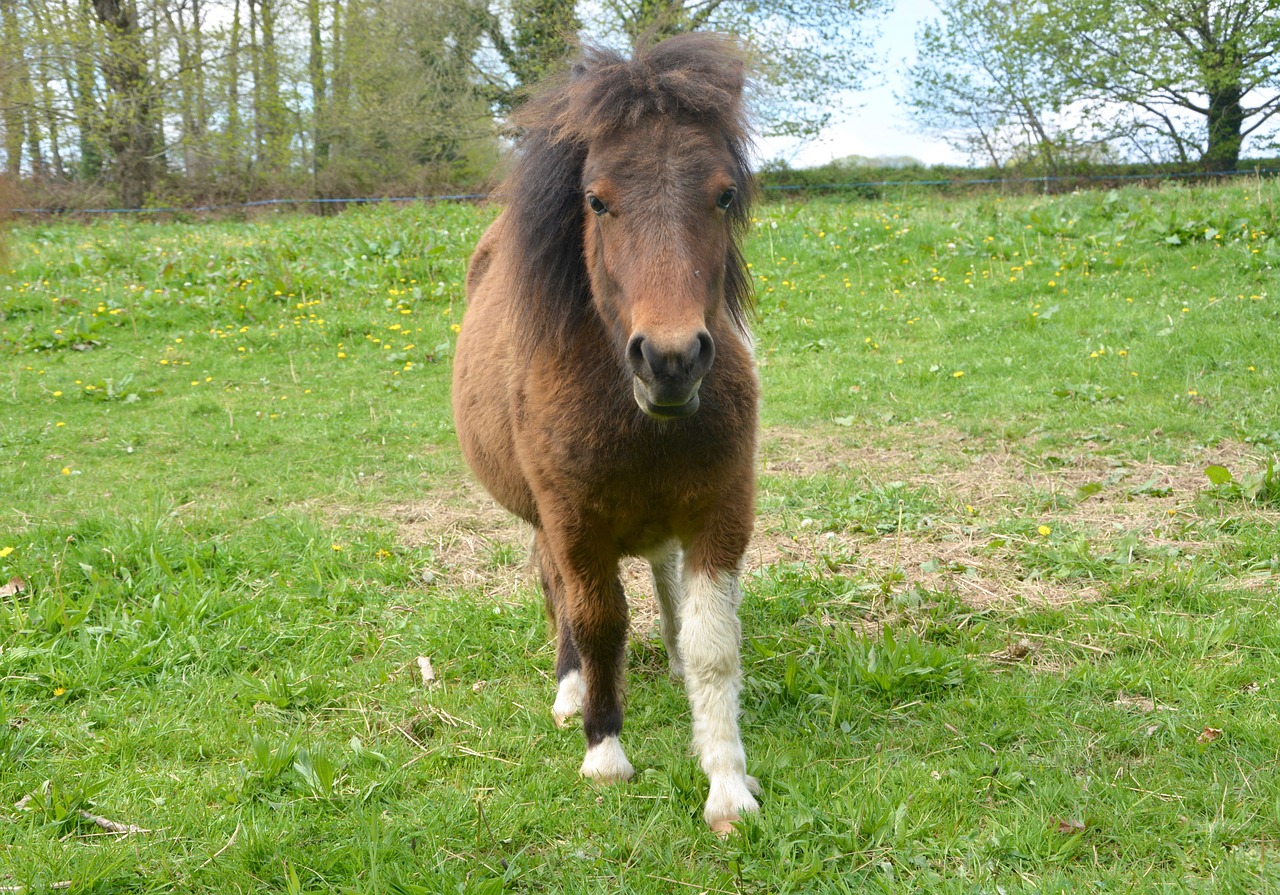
{"left": 498, "top": 33, "right": 756, "bottom": 348}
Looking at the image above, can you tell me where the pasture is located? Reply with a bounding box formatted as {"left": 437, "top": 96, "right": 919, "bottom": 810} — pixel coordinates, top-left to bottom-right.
{"left": 2, "top": 179, "right": 1279, "bottom": 892}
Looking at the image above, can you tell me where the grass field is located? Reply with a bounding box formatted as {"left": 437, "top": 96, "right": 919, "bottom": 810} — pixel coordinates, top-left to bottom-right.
{"left": 2, "top": 178, "right": 1279, "bottom": 893}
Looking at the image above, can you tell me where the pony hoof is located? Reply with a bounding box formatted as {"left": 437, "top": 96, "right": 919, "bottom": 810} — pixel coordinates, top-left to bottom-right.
{"left": 668, "top": 660, "right": 685, "bottom": 682}
{"left": 704, "top": 775, "right": 759, "bottom": 835}
{"left": 580, "top": 736, "right": 634, "bottom": 783}
{"left": 709, "top": 817, "right": 738, "bottom": 838}
{"left": 552, "top": 670, "right": 585, "bottom": 728}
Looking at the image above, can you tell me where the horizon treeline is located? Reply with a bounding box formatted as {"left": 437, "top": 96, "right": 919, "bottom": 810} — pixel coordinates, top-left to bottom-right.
{"left": 2, "top": 0, "right": 1278, "bottom": 210}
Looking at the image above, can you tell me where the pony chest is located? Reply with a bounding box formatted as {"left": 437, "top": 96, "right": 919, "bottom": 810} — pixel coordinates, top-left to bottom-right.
{"left": 518, "top": 411, "right": 732, "bottom": 506}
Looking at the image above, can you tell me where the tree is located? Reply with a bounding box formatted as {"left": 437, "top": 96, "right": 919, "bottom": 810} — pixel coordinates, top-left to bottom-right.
{"left": 486, "top": 0, "right": 890, "bottom": 138}
{"left": 903, "top": 0, "right": 1083, "bottom": 171}
{"left": 487, "top": 0, "right": 580, "bottom": 107}
{"left": 321, "top": 0, "right": 497, "bottom": 191}
{"left": 1042, "top": 0, "right": 1280, "bottom": 169}
{"left": 91, "top": 0, "right": 159, "bottom": 207}
{"left": 0, "top": 0, "right": 27, "bottom": 177}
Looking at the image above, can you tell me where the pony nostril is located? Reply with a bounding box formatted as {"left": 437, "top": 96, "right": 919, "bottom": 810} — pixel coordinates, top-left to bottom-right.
{"left": 627, "top": 333, "right": 648, "bottom": 377}
{"left": 694, "top": 330, "right": 715, "bottom": 376}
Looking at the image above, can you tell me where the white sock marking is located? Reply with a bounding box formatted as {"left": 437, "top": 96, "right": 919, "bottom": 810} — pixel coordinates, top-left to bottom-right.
{"left": 579, "top": 735, "right": 634, "bottom": 783}
{"left": 552, "top": 669, "right": 585, "bottom": 727}
{"left": 679, "top": 568, "right": 759, "bottom": 831}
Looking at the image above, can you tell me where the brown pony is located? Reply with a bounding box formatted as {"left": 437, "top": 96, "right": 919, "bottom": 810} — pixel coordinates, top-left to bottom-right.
{"left": 452, "top": 33, "right": 759, "bottom": 833}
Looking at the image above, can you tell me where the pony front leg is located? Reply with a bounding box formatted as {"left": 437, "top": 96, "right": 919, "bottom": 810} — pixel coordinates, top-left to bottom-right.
{"left": 537, "top": 529, "right": 587, "bottom": 728}
{"left": 565, "top": 570, "right": 634, "bottom": 784}
{"left": 679, "top": 566, "right": 759, "bottom": 833}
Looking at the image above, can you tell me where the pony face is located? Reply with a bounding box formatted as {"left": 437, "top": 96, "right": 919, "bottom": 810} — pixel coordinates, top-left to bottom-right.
{"left": 499, "top": 34, "right": 755, "bottom": 418}
{"left": 582, "top": 117, "right": 744, "bottom": 419}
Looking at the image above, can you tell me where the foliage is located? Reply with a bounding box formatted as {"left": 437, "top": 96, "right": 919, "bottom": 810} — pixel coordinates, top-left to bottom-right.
{"left": 1036, "top": 0, "right": 1280, "bottom": 169}
{"left": 486, "top": 0, "right": 582, "bottom": 107}
{"left": 587, "top": 0, "right": 891, "bottom": 139}
{"left": 910, "top": 0, "right": 1280, "bottom": 170}
{"left": 0, "top": 0, "right": 498, "bottom": 207}
{"left": 903, "top": 0, "right": 1086, "bottom": 172}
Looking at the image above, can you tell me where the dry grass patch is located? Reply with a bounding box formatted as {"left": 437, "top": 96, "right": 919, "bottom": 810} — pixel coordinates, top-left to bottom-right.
{"left": 381, "top": 486, "right": 664, "bottom": 637}
{"left": 368, "top": 428, "right": 1274, "bottom": 629}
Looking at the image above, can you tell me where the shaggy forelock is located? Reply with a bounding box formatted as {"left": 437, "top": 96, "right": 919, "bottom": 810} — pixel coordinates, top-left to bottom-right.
{"left": 512, "top": 33, "right": 750, "bottom": 149}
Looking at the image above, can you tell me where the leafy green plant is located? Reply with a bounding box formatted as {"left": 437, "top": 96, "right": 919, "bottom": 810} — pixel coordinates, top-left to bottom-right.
{"left": 834, "top": 625, "right": 967, "bottom": 702}
{"left": 1204, "top": 458, "right": 1280, "bottom": 505}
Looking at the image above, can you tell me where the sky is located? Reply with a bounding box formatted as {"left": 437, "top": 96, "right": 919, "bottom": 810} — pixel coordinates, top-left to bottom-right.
{"left": 757, "top": 3, "right": 966, "bottom": 168}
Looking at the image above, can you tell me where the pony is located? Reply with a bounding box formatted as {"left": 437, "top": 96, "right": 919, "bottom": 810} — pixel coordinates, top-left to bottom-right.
{"left": 452, "top": 33, "right": 759, "bottom": 833}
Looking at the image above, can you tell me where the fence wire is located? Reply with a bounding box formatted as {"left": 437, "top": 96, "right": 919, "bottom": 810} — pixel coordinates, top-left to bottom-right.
{"left": 10, "top": 167, "right": 1279, "bottom": 215}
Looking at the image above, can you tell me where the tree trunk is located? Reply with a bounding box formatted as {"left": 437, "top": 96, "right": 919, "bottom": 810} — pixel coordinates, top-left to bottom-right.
{"left": 329, "top": 0, "right": 346, "bottom": 162}
{"left": 307, "top": 0, "right": 328, "bottom": 175}
{"left": 1203, "top": 83, "right": 1243, "bottom": 171}
{"left": 24, "top": 104, "right": 45, "bottom": 180}
{"left": 91, "top": 0, "right": 155, "bottom": 208}
{"left": 69, "top": 0, "right": 104, "bottom": 179}
{"left": 192, "top": 0, "right": 209, "bottom": 177}
{"left": 248, "top": 0, "right": 262, "bottom": 169}
{"left": 251, "top": 0, "right": 287, "bottom": 172}
{"left": 225, "top": 0, "right": 245, "bottom": 175}
{"left": 165, "top": 2, "right": 199, "bottom": 176}
{"left": 1, "top": 0, "right": 28, "bottom": 177}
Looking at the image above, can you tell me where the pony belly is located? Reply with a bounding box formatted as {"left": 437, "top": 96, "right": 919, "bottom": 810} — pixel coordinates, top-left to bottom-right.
{"left": 452, "top": 296, "right": 539, "bottom": 524}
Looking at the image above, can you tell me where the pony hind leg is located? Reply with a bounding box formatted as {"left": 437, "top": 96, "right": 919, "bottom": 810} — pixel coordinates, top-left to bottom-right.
{"left": 647, "top": 541, "right": 684, "bottom": 680}
{"left": 536, "top": 529, "right": 585, "bottom": 727}
{"left": 680, "top": 563, "right": 760, "bottom": 834}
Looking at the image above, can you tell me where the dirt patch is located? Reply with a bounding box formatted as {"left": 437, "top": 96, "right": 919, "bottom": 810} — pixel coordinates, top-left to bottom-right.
{"left": 383, "top": 485, "right": 663, "bottom": 636}
{"left": 758, "top": 421, "right": 976, "bottom": 480}
{"left": 368, "top": 427, "right": 1276, "bottom": 627}
{"left": 747, "top": 521, "right": 1096, "bottom": 610}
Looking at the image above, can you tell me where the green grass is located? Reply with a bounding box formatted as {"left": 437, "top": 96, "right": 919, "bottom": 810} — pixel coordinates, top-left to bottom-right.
{"left": 2, "top": 180, "right": 1279, "bottom": 892}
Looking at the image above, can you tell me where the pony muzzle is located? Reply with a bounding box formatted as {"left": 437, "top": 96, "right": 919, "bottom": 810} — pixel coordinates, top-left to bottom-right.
{"left": 627, "top": 330, "right": 715, "bottom": 420}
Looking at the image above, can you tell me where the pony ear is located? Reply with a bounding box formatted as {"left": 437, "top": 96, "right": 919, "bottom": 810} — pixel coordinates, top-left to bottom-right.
{"left": 722, "top": 58, "right": 745, "bottom": 99}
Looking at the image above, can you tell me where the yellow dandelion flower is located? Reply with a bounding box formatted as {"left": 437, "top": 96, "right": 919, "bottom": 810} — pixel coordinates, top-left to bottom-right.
{"left": 1037, "top": 525, "right": 1051, "bottom": 536}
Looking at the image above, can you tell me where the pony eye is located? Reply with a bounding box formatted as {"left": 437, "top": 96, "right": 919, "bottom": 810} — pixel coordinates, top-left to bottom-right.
{"left": 587, "top": 195, "right": 608, "bottom": 216}
{"left": 716, "top": 189, "right": 737, "bottom": 210}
